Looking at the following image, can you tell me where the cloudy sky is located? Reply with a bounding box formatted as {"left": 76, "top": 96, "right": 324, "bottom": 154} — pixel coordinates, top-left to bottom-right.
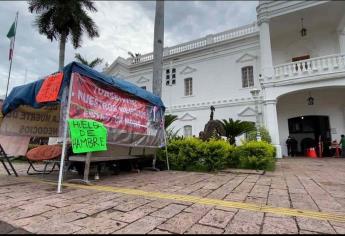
{"left": 0, "top": 1, "right": 258, "bottom": 96}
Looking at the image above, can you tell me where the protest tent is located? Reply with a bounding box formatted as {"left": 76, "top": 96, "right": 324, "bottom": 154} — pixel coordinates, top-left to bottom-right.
{"left": 1, "top": 61, "right": 166, "bottom": 192}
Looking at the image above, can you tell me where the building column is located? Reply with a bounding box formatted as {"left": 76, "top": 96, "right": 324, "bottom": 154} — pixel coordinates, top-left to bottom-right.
{"left": 338, "top": 30, "right": 345, "bottom": 54}
{"left": 264, "top": 99, "right": 282, "bottom": 158}
{"left": 259, "top": 19, "right": 274, "bottom": 78}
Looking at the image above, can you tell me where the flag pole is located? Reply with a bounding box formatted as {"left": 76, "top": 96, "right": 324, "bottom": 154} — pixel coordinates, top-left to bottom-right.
{"left": 5, "top": 11, "right": 19, "bottom": 99}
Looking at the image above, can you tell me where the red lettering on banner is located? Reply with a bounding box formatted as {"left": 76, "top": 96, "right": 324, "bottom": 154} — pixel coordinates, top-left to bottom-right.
{"left": 36, "top": 72, "right": 64, "bottom": 103}
{"left": 69, "top": 73, "right": 149, "bottom": 134}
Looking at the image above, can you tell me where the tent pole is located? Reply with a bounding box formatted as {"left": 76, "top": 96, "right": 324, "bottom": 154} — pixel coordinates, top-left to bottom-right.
{"left": 57, "top": 75, "right": 74, "bottom": 193}
{"left": 162, "top": 110, "right": 170, "bottom": 171}
{"left": 164, "top": 131, "right": 169, "bottom": 171}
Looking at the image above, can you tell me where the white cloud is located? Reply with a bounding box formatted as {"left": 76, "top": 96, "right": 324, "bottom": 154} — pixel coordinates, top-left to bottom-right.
{"left": 0, "top": 1, "right": 257, "bottom": 96}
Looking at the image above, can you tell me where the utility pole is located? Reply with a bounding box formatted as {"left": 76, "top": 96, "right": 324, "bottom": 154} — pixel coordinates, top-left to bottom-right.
{"left": 152, "top": 0, "right": 164, "bottom": 97}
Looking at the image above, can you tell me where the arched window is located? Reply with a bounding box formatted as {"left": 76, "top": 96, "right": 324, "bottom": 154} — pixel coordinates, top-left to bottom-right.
{"left": 184, "top": 125, "right": 192, "bottom": 137}
{"left": 242, "top": 66, "right": 254, "bottom": 88}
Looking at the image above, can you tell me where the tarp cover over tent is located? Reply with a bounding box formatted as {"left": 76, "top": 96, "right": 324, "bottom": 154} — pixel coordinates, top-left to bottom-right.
{"left": 2, "top": 61, "right": 165, "bottom": 114}
{"left": 1, "top": 61, "right": 166, "bottom": 148}
{"left": 1, "top": 61, "right": 167, "bottom": 193}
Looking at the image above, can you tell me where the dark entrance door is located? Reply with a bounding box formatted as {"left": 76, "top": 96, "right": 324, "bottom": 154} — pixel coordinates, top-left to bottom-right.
{"left": 288, "top": 116, "right": 331, "bottom": 156}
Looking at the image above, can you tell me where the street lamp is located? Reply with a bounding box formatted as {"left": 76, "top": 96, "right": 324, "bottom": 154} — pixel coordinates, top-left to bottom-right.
{"left": 250, "top": 88, "right": 261, "bottom": 141}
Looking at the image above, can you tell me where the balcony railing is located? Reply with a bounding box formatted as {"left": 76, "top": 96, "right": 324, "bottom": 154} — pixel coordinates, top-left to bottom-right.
{"left": 273, "top": 54, "right": 345, "bottom": 80}
{"left": 130, "top": 22, "right": 258, "bottom": 65}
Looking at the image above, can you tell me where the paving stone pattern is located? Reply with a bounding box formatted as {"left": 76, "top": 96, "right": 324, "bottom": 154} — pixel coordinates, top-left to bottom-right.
{"left": 0, "top": 158, "right": 345, "bottom": 234}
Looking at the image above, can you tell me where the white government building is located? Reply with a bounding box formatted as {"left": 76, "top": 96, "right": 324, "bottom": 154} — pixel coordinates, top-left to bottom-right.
{"left": 104, "top": 1, "right": 345, "bottom": 158}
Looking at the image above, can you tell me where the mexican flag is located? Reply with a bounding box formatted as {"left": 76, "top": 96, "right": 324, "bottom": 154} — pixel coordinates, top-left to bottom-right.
{"left": 7, "top": 21, "right": 16, "bottom": 61}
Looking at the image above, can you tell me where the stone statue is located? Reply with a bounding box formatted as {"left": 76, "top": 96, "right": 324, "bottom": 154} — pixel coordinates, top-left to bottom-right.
{"left": 210, "top": 106, "right": 215, "bottom": 121}
{"left": 198, "top": 106, "right": 225, "bottom": 141}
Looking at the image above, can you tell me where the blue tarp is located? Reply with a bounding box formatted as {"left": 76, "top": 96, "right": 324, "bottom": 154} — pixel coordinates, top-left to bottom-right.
{"left": 2, "top": 61, "right": 165, "bottom": 115}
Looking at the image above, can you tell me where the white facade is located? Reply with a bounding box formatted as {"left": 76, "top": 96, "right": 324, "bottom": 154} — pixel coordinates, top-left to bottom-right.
{"left": 104, "top": 1, "right": 345, "bottom": 158}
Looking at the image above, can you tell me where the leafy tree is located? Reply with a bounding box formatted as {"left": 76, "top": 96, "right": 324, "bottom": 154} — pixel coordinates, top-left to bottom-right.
{"left": 164, "top": 114, "right": 181, "bottom": 141}
{"left": 246, "top": 126, "right": 272, "bottom": 143}
{"left": 220, "top": 118, "right": 256, "bottom": 145}
{"left": 28, "top": 0, "right": 99, "bottom": 70}
{"left": 75, "top": 53, "right": 103, "bottom": 68}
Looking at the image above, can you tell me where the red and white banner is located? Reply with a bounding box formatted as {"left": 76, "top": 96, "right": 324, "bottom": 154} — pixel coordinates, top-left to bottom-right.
{"left": 69, "top": 73, "right": 149, "bottom": 134}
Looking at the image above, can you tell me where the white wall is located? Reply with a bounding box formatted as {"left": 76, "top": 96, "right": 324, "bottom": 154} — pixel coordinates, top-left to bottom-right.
{"left": 111, "top": 39, "right": 262, "bottom": 140}
{"left": 277, "top": 88, "right": 345, "bottom": 156}
{"left": 169, "top": 103, "right": 257, "bottom": 137}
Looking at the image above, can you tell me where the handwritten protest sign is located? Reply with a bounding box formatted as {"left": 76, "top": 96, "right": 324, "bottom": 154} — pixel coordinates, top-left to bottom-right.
{"left": 36, "top": 72, "right": 64, "bottom": 103}
{"left": 68, "top": 119, "right": 107, "bottom": 154}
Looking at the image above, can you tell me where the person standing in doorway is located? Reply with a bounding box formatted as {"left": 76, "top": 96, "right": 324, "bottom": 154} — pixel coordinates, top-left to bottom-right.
{"left": 286, "top": 136, "right": 292, "bottom": 156}
{"left": 339, "top": 135, "right": 345, "bottom": 157}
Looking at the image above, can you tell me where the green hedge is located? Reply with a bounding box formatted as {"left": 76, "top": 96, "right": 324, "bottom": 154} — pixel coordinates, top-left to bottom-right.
{"left": 232, "top": 141, "right": 276, "bottom": 171}
{"left": 157, "top": 138, "right": 275, "bottom": 172}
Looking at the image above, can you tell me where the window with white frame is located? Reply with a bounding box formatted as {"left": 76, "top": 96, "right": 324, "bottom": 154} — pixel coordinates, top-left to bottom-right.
{"left": 166, "top": 68, "right": 176, "bottom": 85}
{"left": 184, "top": 77, "right": 193, "bottom": 96}
{"left": 241, "top": 66, "right": 254, "bottom": 88}
{"left": 184, "top": 125, "right": 192, "bottom": 137}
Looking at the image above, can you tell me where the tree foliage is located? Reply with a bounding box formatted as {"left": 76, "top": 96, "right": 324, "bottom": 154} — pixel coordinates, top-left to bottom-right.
{"left": 246, "top": 126, "right": 272, "bottom": 143}
{"left": 164, "top": 114, "right": 178, "bottom": 129}
{"left": 28, "top": 0, "right": 99, "bottom": 69}
{"left": 75, "top": 53, "right": 103, "bottom": 68}
{"left": 220, "top": 118, "right": 256, "bottom": 145}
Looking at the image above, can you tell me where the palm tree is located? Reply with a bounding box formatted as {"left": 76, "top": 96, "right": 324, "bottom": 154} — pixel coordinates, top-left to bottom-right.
{"left": 28, "top": 0, "right": 99, "bottom": 71}
{"left": 75, "top": 53, "right": 103, "bottom": 68}
{"left": 220, "top": 118, "right": 256, "bottom": 145}
{"left": 164, "top": 114, "right": 178, "bottom": 129}
{"left": 164, "top": 114, "right": 180, "bottom": 140}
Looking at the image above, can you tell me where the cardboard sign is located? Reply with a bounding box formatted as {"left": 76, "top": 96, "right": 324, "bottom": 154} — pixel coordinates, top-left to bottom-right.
{"left": 36, "top": 72, "right": 64, "bottom": 103}
{"left": 0, "top": 105, "right": 60, "bottom": 137}
{"left": 68, "top": 119, "right": 107, "bottom": 154}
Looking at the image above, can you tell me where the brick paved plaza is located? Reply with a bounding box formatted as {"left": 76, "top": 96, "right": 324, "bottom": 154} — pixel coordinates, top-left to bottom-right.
{"left": 1, "top": 157, "right": 345, "bottom": 234}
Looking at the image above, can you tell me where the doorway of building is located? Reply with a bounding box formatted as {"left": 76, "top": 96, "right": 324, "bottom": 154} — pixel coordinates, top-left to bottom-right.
{"left": 288, "top": 115, "right": 331, "bottom": 156}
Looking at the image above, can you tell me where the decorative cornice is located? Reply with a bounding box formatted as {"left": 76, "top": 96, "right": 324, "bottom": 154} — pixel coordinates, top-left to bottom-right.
{"left": 179, "top": 112, "right": 197, "bottom": 121}
{"left": 180, "top": 66, "right": 197, "bottom": 75}
{"left": 166, "top": 96, "right": 264, "bottom": 113}
{"left": 263, "top": 99, "right": 277, "bottom": 105}
{"left": 262, "top": 71, "right": 345, "bottom": 88}
{"left": 257, "top": 1, "right": 327, "bottom": 25}
{"left": 238, "top": 106, "right": 257, "bottom": 117}
{"left": 236, "top": 53, "right": 258, "bottom": 63}
{"left": 124, "top": 41, "right": 260, "bottom": 77}
{"left": 257, "top": 16, "right": 270, "bottom": 26}
{"left": 124, "top": 22, "right": 258, "bottom": 66}
{"left": 136, "top": 76, "right": 150, "bottom": 84}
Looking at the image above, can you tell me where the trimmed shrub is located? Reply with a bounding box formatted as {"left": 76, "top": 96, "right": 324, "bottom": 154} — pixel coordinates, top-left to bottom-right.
{"left": 233, "top": 141, "right": 276, "bottom": 171}
{"left": 157, "top": 138, "right": 276, "bottom": 172}
{"left": 157, "top": 137, "right": 234, "bottom": 172}
{"left": 201, "top": 139, "right": 234, "bottom": 171}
